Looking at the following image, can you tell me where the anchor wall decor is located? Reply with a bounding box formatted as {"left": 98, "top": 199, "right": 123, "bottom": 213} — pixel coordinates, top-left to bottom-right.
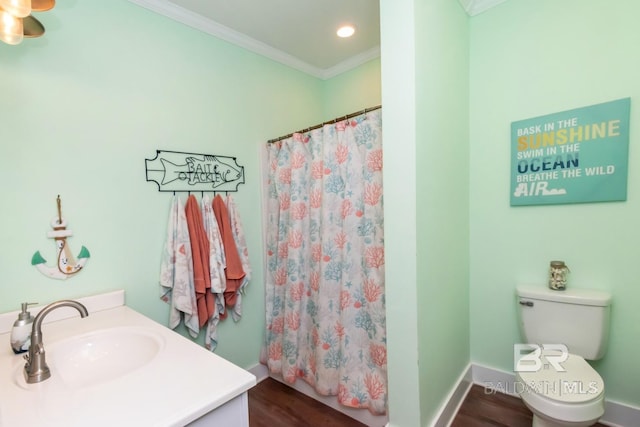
{"left": 31, "top": 196, "right": 90, "bottom": 280}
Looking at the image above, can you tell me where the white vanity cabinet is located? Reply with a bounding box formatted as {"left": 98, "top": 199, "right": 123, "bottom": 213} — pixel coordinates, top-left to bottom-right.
{"left": 188, "top": 393, "right": 249, "bottom": 426}
{"left": 0, "top": 291, "right": 256, "bottom": 427}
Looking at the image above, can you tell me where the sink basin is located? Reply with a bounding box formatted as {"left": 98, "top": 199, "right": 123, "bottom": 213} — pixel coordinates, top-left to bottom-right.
{"left": 42, "top": 326, "right": 164, "bottom": 388}
{"left": 1, "top": 299, "right": 256, "bottom": 427}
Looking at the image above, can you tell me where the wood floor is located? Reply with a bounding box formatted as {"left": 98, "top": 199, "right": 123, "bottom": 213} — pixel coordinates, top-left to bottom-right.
{"left": 248, "top": 377, "right": 367, "bottom": 427}
{"left": 249, "top": 380, "right": 609, "bottom": 427}
{"left": 452, "top": 384, "right": 608, "bottom": 427}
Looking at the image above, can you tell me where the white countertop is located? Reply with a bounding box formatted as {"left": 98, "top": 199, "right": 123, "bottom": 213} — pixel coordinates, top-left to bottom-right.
{"left": 0, "top": 293, "right": 256, "bottom": 427}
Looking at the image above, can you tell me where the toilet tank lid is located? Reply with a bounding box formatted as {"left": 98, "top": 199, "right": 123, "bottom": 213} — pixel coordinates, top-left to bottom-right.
{"left": 517, "top": 285, "right": 612, "bottom": 307}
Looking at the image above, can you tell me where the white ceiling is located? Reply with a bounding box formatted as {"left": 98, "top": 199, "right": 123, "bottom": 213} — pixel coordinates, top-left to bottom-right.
{"left": 127, "top": 0, "right": 507, "bottom": 80}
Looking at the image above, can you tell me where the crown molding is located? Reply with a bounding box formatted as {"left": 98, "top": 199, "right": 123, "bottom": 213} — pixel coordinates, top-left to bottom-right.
{"left": 458, "top": 0, "right": 508, "bottom": 16}
{"left": 321, "top": 46, "right": 381, "bottom": 80}
{"left": 128, "top": 0, "right": 377, "bottom": 80}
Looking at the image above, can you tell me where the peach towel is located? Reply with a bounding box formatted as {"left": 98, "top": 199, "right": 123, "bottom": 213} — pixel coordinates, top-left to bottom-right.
{"left": 185, "top": 195, "right": 215, "bottom": 328}
{"left": 213, "top": 194, "right": 245, "bottom": 319}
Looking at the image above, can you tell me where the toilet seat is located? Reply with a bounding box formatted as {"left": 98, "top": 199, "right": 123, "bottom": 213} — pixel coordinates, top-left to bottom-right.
{"left": 516, "top": 351, "right": 605, "bottom": 423}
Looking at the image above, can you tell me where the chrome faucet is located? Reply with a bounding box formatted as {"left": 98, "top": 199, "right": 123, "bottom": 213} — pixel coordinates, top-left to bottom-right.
{"left": 24, "top": 300, "right": 89, "bottom": 384}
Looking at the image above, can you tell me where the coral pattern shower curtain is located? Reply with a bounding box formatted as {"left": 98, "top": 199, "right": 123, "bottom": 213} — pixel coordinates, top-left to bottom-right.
{"left": 263, "top": 109, "right": 386, "bottom": 414}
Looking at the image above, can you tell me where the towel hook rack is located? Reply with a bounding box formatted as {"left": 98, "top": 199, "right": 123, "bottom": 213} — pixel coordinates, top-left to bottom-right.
{"left": 145, "top": 150, "right": 245, "bottom": 194}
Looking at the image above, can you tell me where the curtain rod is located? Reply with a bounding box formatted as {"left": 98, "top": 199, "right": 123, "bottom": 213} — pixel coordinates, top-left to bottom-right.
{"left": 267, "top": 104, "right": 381, "bottom": 144}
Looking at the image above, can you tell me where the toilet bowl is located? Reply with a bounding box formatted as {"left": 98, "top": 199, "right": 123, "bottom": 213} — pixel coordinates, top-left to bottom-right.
{"left": 515, "top": 285, "right": 611, "bottom": 427}
{"left": 516, "top": 351, "right": 605, "bottom": 427}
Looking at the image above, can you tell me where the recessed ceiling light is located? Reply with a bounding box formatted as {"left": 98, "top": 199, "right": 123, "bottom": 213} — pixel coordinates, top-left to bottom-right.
{"left": 336, "top": 25, "right": 355, "bottom": 38}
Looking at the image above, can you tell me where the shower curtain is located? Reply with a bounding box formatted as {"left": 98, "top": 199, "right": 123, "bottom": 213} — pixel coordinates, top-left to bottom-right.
{"left": 263, "top": 109, "right": 386, "bottom": 415}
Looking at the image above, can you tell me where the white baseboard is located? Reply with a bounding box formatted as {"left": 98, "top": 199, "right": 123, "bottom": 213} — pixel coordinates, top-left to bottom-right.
{"left": 471, "top": 363, "right": 520, "bottom": 396}
{"left": 471, "top": 363, "right": 640, "bottom": 427}
{"left": 247, "top": 363, "right": 269, "bottom": 382}
{"left": 431, "top": 363, "right": 474, "bottom": 427}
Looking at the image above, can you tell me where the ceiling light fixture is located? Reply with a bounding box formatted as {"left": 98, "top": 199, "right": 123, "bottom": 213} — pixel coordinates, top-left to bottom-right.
{"left": 0, "top": 0, "right": 53, "bottom": 45}
{"left": 336, "top": 25, "right": 355, "bottom": 38}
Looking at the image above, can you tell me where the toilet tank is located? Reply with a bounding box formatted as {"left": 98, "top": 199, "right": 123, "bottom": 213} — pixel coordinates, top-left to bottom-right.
{"left": 516, "top": 285, "right": 612, "bottom": 360}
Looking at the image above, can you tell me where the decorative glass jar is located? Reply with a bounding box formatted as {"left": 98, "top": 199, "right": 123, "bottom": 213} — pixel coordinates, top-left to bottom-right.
{"left": 549, "top": 260, "right": 569, "bottom": 290}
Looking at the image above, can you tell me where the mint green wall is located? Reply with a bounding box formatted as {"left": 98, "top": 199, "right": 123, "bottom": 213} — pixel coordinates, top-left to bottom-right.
{"left": 322, "top": 58, "right": 381, "bottom": 120}
{"left": 381, "top": 0, "right": 470, "bottom": 425}
{"left": 381, "top": 0, "right": 421, "bottom": 424}
{"left": 470, "top": 0, "right": 640, "bottom": 407}
{"left": 0, "top": 0, "right": 325, "bottom": 369}
{"left": 415, "top": 0, "right": 470, "bottom": 425}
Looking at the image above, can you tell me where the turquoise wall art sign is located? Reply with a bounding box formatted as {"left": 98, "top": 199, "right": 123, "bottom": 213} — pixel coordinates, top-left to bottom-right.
{"left": 511, "top": 98, "right": 631, "bottom": 206}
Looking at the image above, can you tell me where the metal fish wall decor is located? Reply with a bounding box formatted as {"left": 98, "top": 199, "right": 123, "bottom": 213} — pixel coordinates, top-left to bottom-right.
{"left": 145, "top": 150, "right": 245, "bottom": 193}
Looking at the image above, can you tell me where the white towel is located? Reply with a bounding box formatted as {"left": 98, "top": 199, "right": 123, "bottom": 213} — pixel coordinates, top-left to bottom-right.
{"left": 226, "top": 194, "right": 252, "bottom": 322}
{"left": 159, "top": 195, "right": 199, "bottom": 338}
{"left": 201, "top": 194, "right": 227, "bottom": 350}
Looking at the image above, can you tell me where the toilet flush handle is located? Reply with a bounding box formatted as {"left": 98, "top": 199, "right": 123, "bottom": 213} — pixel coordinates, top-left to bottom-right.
{"left": 519, "top": 300, "right": 534, "bottom": 307}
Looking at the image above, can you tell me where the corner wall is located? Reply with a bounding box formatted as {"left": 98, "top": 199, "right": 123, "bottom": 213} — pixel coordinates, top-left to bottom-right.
{"left": 381, "top": 0, "right": 471, "bottom": 425}
{"left": 469, "top": 0, "right": 640, "bottom": 407}
{"left": 415, "top": 0, "right": 471, "bottom": 424}
{"left": 380, "top": 0, "right": 421, "bottom": 424}
{"left": 322, "top": 58, "right": 382, "bottom": 121}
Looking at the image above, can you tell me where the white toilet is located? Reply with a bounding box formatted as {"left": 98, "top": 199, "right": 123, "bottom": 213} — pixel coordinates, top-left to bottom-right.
{"left": 515, "top": 285, "right": 612, "bottom": 427}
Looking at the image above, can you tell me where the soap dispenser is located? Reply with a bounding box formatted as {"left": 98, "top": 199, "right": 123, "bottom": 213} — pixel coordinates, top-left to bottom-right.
{"left": 10, "top": 302, "right": 37, "bottom": 354}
